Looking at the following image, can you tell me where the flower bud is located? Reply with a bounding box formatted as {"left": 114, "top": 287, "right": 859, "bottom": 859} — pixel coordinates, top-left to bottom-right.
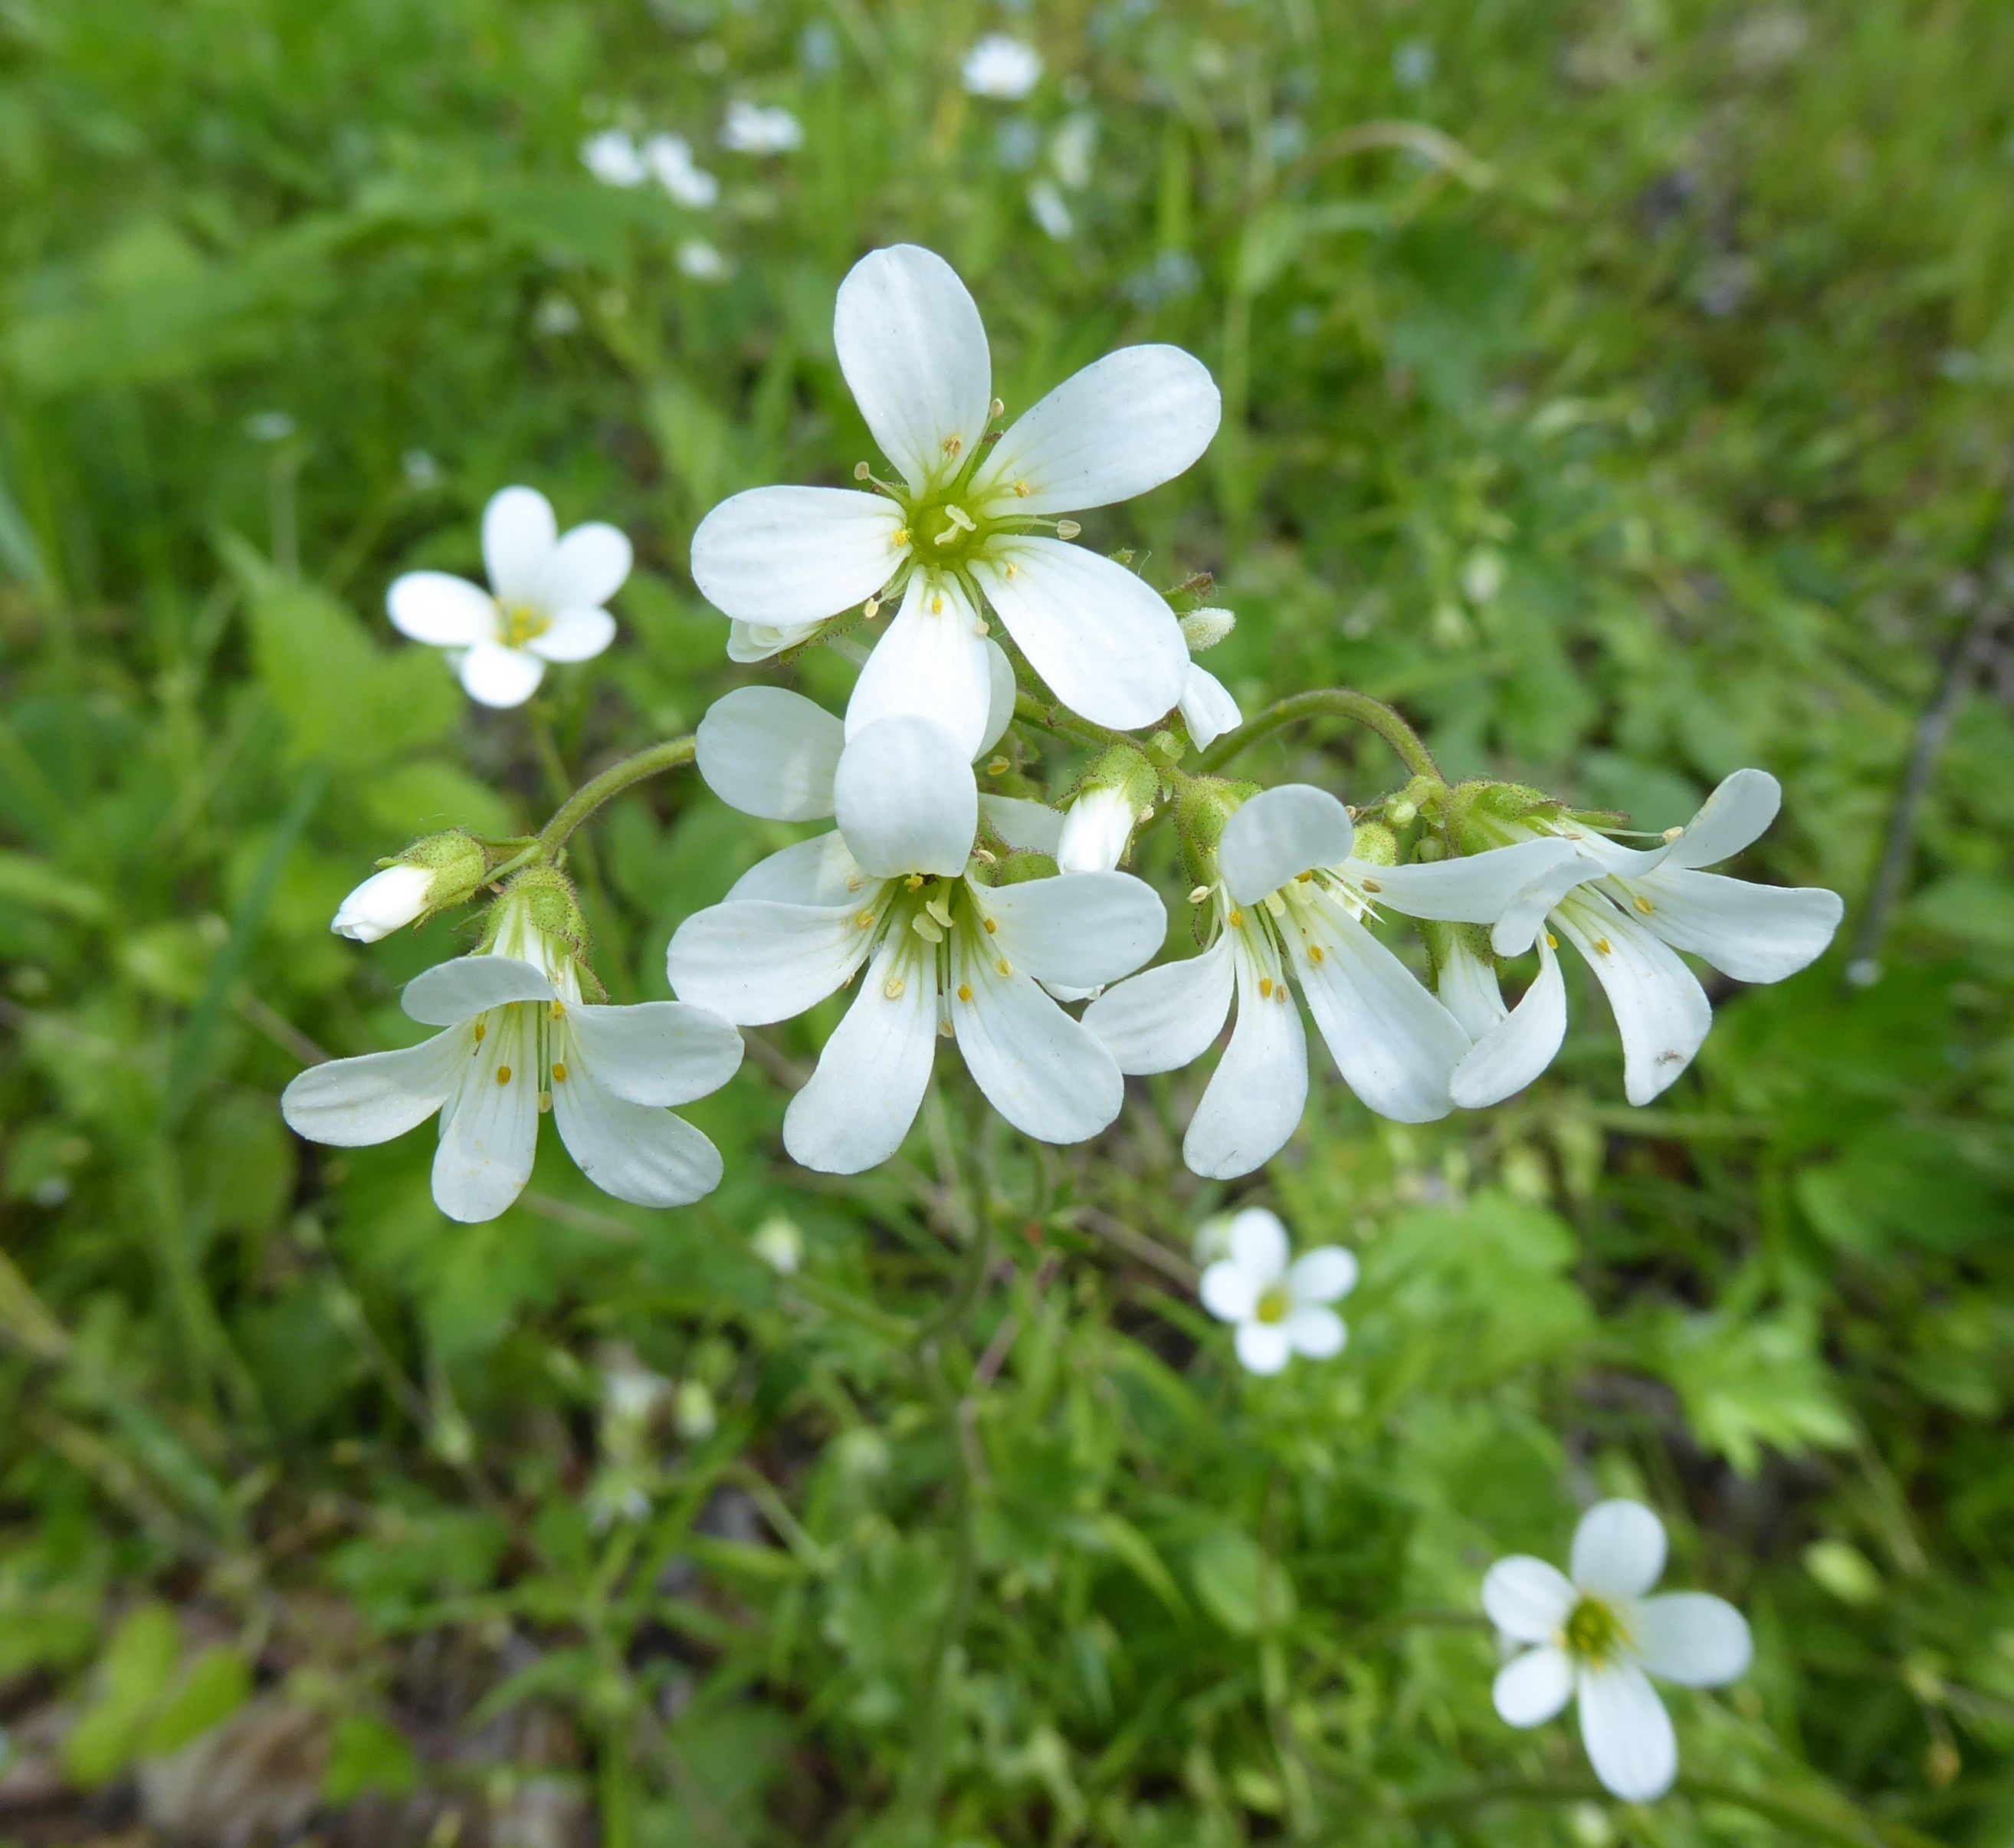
{"left": 331, "top": 865, "right": 435, "bottom": 943}
{"left": 1179, "top": 606, "right": 1236, "bottom": 652}
{"left": 1057, "top": 744, "right": 1159, "bottom": 875}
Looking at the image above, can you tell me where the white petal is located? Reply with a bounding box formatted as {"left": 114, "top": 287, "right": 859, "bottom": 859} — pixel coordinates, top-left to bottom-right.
{"left": 1625, "top": 869, "right": 1842, "bottom": 984}
{"left": 1177, "top": 661, "right": 1242, "bottom": 751}
{"left": 978, "top": 639, "right": 1017, "bottom": 757}
{"left": 969, "top": 537, "right": 1187, "bottom": 730}
{"left": 1434, "top": 933, "right": 1509, "bottom": 1042}
{"left": 1055, "top": 785, "right": 1135, "bottom": 875}
{"left": 563, "top": 1001, "right": 743, "bottom": 1107}
{"left": 387, "top": 572, "right": 497, "bottom": 648}
{"left": 727, "top": 832, "right": 867, "bottom": 905}
{"left": 1571, "top": 1501, "right": 1667, "bottom": 1597}
{"left": 982, "top": 793, "right": 1064, "bottom": 855}
{"left": 1219, "top": 786, "right": 1354, "bottom": 905}
{"left": 666, "top": 898, "right": 878, "bottom": 1026}
{"left": 690, "top": 485, "right": 904, "bottom": 627}
{"left": 1362, "top": 838, "right": 1585, "bottom": 924}
{"left": 1225, "top": 1206, "right": 1290, "bottom": 1282}
{"left": 969, "top": 343, "right": 1220, "bottom": 517}
{"left": 1666, "top": 768, "right": 1782, "bottom": 870}
{"left": 975, "top": 870, "right": 1165, "bottom": 990}
{"left": 537, "top": 522, "right": 631, "bottom": 611}
{"left": 1481, "top": 1556, "right": 1576, "bottom": 1643}
{"left": 431, "top": 1006, "right": 540, "bottom": 1223}
{"left": 832, "top": 717, "right": 976, "bottom": 878}
{"left": 1290, "top": 906, "right": 1465, "bottom": 1123}
{"left": 728, "top": 615, "right": 823, "bottom": 661}
{"left": 482, "top": 486, "right": 557, "bottom": 602}
{"left": 1234, "top": 1319, "right": 1293, "bottom": 1375}
{"left": 1182, "top": 937, "right": 1308, "bottom": 1179}
{"left": 524, "top": 606, "right": 615, "bottom": 663}
{"left": 332, "top": 865, "right": 434, "bottom": 942}
{"left": 1492, "top": 850, "right": 1605, "bottom": 957}
{"left": 833, "top": 244, "right": 992, "bottom": 494}
{"left": 402, "top": 955, "right": 553, "bottom": 1026}
{"left": 845, "top": 570, "right": 996, "bottom": 757}
{"left": 1287, "top": 1246, "right": 1357, "bottom": 1305}
{"left": 1284, "top": 1304, "right": 1346, "bottom": 1358}
{"left": 1632, "top": 1594, "right": 1753, "bottom": 1688}
{"left": 1081, "top": 935, "right": 1234, "bottom": 1073}
{"left": 551, "top": 1065, "right": 722, "bottom": 1207}
{"left": 783, "top": 930, "right": 939, "bottom": 1173}
{"left": 1553, "top": 897, "right": 1712, "bottom": 1107}
{"left": 280, "top": 1029, "right": 467, "bottom": 1147}
{"left": 1578, "top": 1663, "right": 1678, "bottom": 1803}
{"left": 950, "top": 927, "right": 1123, "bottom": 1144}
{"left": 697, "top": 686, "right": 845, "bottom": 821}
{"left": 1493, "top": 1647, "right": 1574, "bottom": 1728}
{"left": 1199, "top": 1256, "right": 1261, "bottom": 1324}
{"left": 458, "top": 642, "right": 546, "bottom": 707}
{"left": 1448, "top": 937, "right": 1569, "bottom": 1109}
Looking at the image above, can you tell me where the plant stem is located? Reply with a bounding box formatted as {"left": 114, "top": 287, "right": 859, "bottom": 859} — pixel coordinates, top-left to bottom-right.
{"left": 523, "top": 735, "right": 697, "bottom": 866}
{"left": 1196, "top": 688, "right": 1445, "bottom": 783}
{"left": 1012, "top": 691, "right": 1129, "bottom": 754}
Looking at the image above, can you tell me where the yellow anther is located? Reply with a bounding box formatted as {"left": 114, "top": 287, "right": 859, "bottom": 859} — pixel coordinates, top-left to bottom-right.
{"left": 1055, "top": 519, "right": 1081, "bottom": 540}
{"left": 854, "top": 909, "right": 876, "bottom": 930}
{"left": 1228, "top": 908, "right": 1245, "bottom": 928}
{"left": 972, "top": 616, "right": 989, "bottom": 635}
{"left": 986, "top": 755, "right": 1009, "bottom": 776}
{"left": 854, "top": 461, "right": 871, "bottom": 480}
{"left": 893, "top": 528, "right": 910, "bottom": 549}
{"left": 549, "top": 999, "right": 565, "bottom": 1019}
{"left": 538, "top": 1093, "right": 552, "bottom": 1114}
{"left": 1263, "top": 891, "right": 1287, "bottom": 919}
{"left": 1307, "top": 943, "right": 1327, "bottom": 964}
{"left": 1013, "top": 479, "right": 1030, "bottom": 498}
{"left": 1361, "top": 878, "right": 1382, "bottom": 893}
{"left": 1295, "top": 870, "right": 1313, "bottom": 881}
{"left": 1276, "top": 981, "right": 1291, "bottom": 1004}
{"left": 473, "top": 1021, "right": 486, "bottom": 1042}
{"left": 864, "top": 594, "right": 881, "bottom": 620}
{"left": 847, "top": 874, "right": 864, "bottom": 891}
{"left": 996, "top": 957, "right": 1012, "bottom": 977}
{"left": 1633, "top": 894, "right": 1655, "bottom": 915}
{"left": 1258, "top": 977, "right": 1274, "bottom": 999}
{"left": 1546, "top": 931, "right": 1558, "bottom": 950}
{"left": 884, "top": 977, "right": 906, "bottom": 1000}
{"left": 989, "top": 396, "right": 1005, "bottom": 419}
{"left": 1595, "top": 937, "right": 1613, "bottom": 956}
{"left": 904, "top": 872, "right": 926, "bottom": 891}
{"left": 943, "top": 435, "right": 963, "bottom": 458}
{"left": 551, "top": 1062, "right": 567, "bottom": 1082}
{"left": 982, "top": 917, "right": 998, "bottom": 934}
{"left": 1188, "top": 885, "right": 1212, "bottom": 904}
{"left": 496, "top": 1065, "right": 512, "bottom": 1085}
{"left": 956, "top": 983, "right": 973, "bottom": 1003}
{"left": 1664, "top": 825, "right": 1684, "bottom": 843}
{"left": 1003, "top": 562, "right": 1017, "bottom": 579}
{"left": 931, "top": 593, "right": 945, "bottom": 613}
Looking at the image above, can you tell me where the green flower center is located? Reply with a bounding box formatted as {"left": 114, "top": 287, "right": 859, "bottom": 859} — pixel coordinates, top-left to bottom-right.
{"left": 499, "top": 601, "right": 550, "bottom": 650}
{"left": 903, "top": 491, "right": 992, "bottom": 569}
{"left": 1254, "top": 1285, "right": 1292, "bottom": 1324}
{"left": 1562, "top": 1594, "right": 1630, "bottom": 1665}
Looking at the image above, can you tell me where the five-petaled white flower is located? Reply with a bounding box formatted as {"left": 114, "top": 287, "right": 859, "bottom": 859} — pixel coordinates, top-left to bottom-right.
{"left": 962, "top": 34, "right": 1042, "bottom": 100}
{"left": 644, "top": 132, "right": 719, "bottom": 207}
{"left": 581, "top": 128, "right": 649, "bottom": 188}
{"left": 1198, "top": 1206, "right": 1357, "bottom": 1375}
{"left": 689, "top": 244, "right": 1220, "bottom": 753}
{"left": 665, "top": 698, "right": 1167, "bottom": 1173}
{"left": 1484, "top": 1500, "right": 1753, "bottom": 1802}
{"left": 281, "top": 897, "right": 743, "bottom": 1223}
{"left": 1445, "top": 770, "right": 1845, "bottom": 1108}
{"left": 388, "top": 486, "right": 631, "bottom": 708}
{"left": 720, "top": 100, "right": 803, "bottom": 155}
{"left": 1085, "top": 784, "right": 1582, "bottom": 1177}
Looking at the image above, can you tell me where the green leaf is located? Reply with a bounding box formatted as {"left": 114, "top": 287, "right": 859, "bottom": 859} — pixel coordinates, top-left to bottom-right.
{"left": 141, "top": 1647, "right": 252, "bottom": 1757}
{"left": 322, "top": 1713, "right": 420, "bottom": 1804}
{"left": 1190, "top": 1530, "right": 1295, "bottom": 1636}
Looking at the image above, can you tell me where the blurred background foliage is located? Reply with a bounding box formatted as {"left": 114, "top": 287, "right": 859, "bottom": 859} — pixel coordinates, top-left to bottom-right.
{"left": 2, "top": 0, "right": 2012, "bottom": 1843}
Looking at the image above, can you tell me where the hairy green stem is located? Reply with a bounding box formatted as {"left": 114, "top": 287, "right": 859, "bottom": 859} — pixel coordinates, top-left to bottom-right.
{"left": 1197, "top": 688, "right": 1444, "bottom": 783}
{"left": 520, "top": 735, "right": 697, "bottom": 867}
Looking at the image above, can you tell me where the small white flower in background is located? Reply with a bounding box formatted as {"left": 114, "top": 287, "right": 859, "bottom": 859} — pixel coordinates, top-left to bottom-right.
{"left": 645, "top": 132, "right": 718, "bottom": 207}
{"left": 667, "top": 698, "right": 1167, "bottom": 1173}
{"left": 720, "top": 100, "right": 803, "bottom": 155}
{"left": 281, "top": 886, "right": 745, "bottom": 1223}
{"left": 690, "top": 244, "right": 1220, "bottom": 753}
{"left": 331, "top": 865, "right": 432, "bottom": 944}
{"left": 677, "top": 238, "right": 730, "bottom": 281}
{"left": 387, "top": 485, "right": 631, "bottom": 708}
{"left": 602, "top": 1361, "right": 667, "bottom": 1426}
{"left": 962, "top": 33, "right": 1041, "bottom": 100}
{"left": 673, "top": 1380, "right": 717, "bottom": 1441}
{"left": 1049, "top": 113, "right": 1097, "bottom": 190}
{"left": 401, "top": 448, "right": 442, "bottom": 490}
{"left": 581, "top": 127, "right": 648, "bottom": 187}
{"left": 1198, "top": 1206, "right": 1357, "bottom": 1376}
{"left": 1484, "top": 1499, "right": 1753, "bottom": 1802}
{"left": 534, "top": 294, "right": 583, "bottom": 336}
{"left": 751, "top": 1213, "right": 803, "bottom": 1275}
{"left": 245, "top": 409, "right": 296, "bottom": 443}
{"left": 1086, "top": 784, "right": 1582, "bottom": 1177}
{"left": 1027, "top": 179, "right": 1073, "bottom": 241}
{"left": 1451, "top": 770, "right": 1845, "bottom": 1109}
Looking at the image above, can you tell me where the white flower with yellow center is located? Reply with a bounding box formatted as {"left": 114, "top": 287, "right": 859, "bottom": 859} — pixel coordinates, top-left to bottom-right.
{"left": 1449, "top": 770, "right": 1845, "bottom": 1108}
{"left": 689, "top": 244, "right": 1219, "bottom": 753}
{"left": 665, "top": 706, "right": 1167, "bottom": 1173}
{"left": 280, "top": 898, "right": 743, "bottom": 1223}
{"left": 388, "top": 486, "right": 630, "bottom": 708}
{"left": 1084, "top": 785, "right": 1582, "bottom": 1177}
{"left": 1198, "top": 1206, "right": 1357, "bottom": 1375}
{"left": 962, "top": 34, "right": 1042, "bottom": 100}
{"left": 1484, "top": 1500, "right": 1753, "bottom": 1803}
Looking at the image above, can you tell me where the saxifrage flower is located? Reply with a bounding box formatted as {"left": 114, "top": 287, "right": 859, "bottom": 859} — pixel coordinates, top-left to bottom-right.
{"left": 1198, "top": 1206, "right": 1357, "bottom": 1375}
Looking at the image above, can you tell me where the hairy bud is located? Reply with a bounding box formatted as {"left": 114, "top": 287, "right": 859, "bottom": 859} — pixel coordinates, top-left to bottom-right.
{"left": 1179, "top": 606, "right": 1237, "bottom": 652}
{"left": 331, "top": 830, "right": 490, "bottom": 941}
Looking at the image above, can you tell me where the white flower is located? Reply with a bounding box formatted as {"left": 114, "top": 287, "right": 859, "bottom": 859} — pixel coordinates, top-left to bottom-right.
{"left": 1178, "top": 661, "right": 1242, "bottom": 751}
{"left": 750, "top": 1213, "right": 803, "bottom": 1275}
{"left": 1085, "top": 785, "right": 1583, "bottom": 1177}
{"left": 331, "top": 865, "right": 433, "bottom": 944}
{"left": 1198, "top": 1206, "right": 1356, "bottom": 1375}
{"left": 720, "top": 100, "right": 803, "bottom": 155}
{"left": 1056, "top": 783, "right": 1137, "bottom": 875}
{"left": 1451, "top": 770, "right": 1845, "bottom": 1108}
{"left": 666, "top": 699, "right": 1167, "bottom": 1173}
{"left": 1027, "top": 179, "right": 1073, "bottom": 241}
{"left": 387, "top": 486, "right": 630, "bottom": 707}
{"left": 689, "top": 244, "right": 1220, "bottom": 752}
{"left": 674, "top": 1380, "right": 717, "bottom": 1440}
{"left": 281, "top": 897, "right": 743, "bottom": 1223}
{"left": 1484, "top": 1500, "right": 1753, "bottom": 1802}
{"left": 582, "top": 128, "right": 648, "bottom": 187}
{"left": 677, "top": 238, "right": 730, "bottom": 281}
{"left": 643, "top": 132, "right": 718, "bottom": 207}
{"left": 962, "top": 34, "right": 1041, "bottom": 99}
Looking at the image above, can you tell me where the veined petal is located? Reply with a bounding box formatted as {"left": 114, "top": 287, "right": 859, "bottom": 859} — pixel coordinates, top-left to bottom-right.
{"left": 1225, "top": 1206, "right": 1290, "bottom": 1282}
{"left": 482, "top": 486, "right": 556, "bottom": 601}
{"left": 1081, "top": 935, "right": 1235, "bottom": 1074}
{"left": 697, "top": 685, "right": 845, "bottom": 821}
{"left": 1494, "top": 1647, "right": 1574, "bottom": 1728}
{"left": 537, "top": 522, "right": 631, "bottom": 612}
{"left": 1666, "top": 767, "right": 1782, "bottom": 870}
{"left": 1435, "top": 933, "right": 1509, "bottom": 1042}
{"left": 1178, "top": 661, "right": 1242, "bottom": 751}
{"left": 980, "top": 793, "right": 1064, "bottom": 855}
{"left": 1571, "top": 1501, "right": 1667, "bottom": 1597}
{"left": 975, "top": 870, "right": 1166, "bottom": 989}
{"left": 950, "top": 927, "right": 1123, "bottom": 1144}
{"left": 1553, "top": 896, "right": 1712, "bottom": 1106}
{"left": 1624, "top": 869, "right": 1842, "bottom": 984}
{"left": 832, "top": 716, "right": 977, "bottom": 878}
{"left": 458, "top": 642, "right": 545, "bottom": 707}
{"left": 432, "top": 1005, "right": 540, "bottom": 1223}
{"left": 667, "top": 898, "right": 880, "bottom": 1025}
{"left": 280, "top": 1029, "right": 468, "bottom": 1147}
{"left": 1481, "top": 1556, "right": 1576, "bottom": 1643}
{"left": 563, "top": 1000, "right": 744, "bottom": 1108}
{"left": 969, "top": 343, "right": 1220, "bottom": 517}
{"left": 551, "top": 1065, "right": 723, "bottom": 1207}
{"left": 1577, "top": 1663, "right": 1678, "bottom": 1803}
{"left": 834, "top": 244, "right": 992, "bottom": 494}
{"left": 1234, "top": 1319, "right": 1293, "bottom": 1375}
{"left": 1182, "top": 934, "right": 1307, "bottom": 1179}
{"left": 978, "top": 638, "right": 1017, "bottom": 757}
{"left": 1448, "top": 937, "right": 1568, "bottom": 1110}
{"left": 1284, "top": 1303, "right": 1346, "bottom": 1357}
{"left": 727, "top": 832, "right": 868, "bottom": 906}
{"left": 969, "top": 537, "right": 1187, "bottom": 730}
{"left": 1288, "top": 1246, "right": 1357, "bottom": 1305}
{"left": 1632, "top": 1594, "right": 1753, "bottom": 1688}
{"left": 402, "top": 956, "right": 553, "bottom": 1026}
{"left": 524, "top": 606, "right": 615, "bottom": 663}
{"left": 1363, "top": 838, "right": 1584, "bottom": 924}
{"left": 783, "top": 928, "right": 939, "bottom": 1173}
{"left": 728, "top": 616, "right": 823, "bottom": 662}
{"left": 1219, "top": 785, "right": 1354, "bottom": 905}
{"left": 1199, "top": 1256, "right": 1261, "bottom": 1323}
{"left": 845, "top": 569, "right": 996, "bottom": 757}
{"left": 387, "top": 572, "right": 497, "bottom": 648}
{"left": 690, "top": 485, "right": 904, "bottom": 627}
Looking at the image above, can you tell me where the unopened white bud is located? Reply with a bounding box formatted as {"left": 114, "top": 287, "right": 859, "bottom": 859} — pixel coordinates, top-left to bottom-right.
{"left": 1056, "top": 784, "right": 1137, "bottom": 875}
{"left": 331, "top": 865, "right": 433, "bottom": 943}
{"left": 1179, "top": 606, "right": 1237, "bottom": 652}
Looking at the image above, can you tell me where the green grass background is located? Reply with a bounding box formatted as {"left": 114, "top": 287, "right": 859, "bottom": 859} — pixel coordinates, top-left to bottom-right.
{"left": 2, "top": 1, "right": 2011, "bottom": 1843}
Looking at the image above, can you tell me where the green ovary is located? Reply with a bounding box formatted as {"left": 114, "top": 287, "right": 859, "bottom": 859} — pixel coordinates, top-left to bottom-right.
{"left": 1562, "top": 1595, "right": 1630, "bottom": 1665}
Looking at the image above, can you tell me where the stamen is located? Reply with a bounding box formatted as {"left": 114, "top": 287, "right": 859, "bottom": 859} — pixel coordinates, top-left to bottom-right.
{"left": 1633, "top": 894, "right": 1655, "bottom": 914}
{"left": 956, "top": 983, "right": 973, "bottom": 1003}
{"left": 1002, "top": 562, "right": 1017, "bottom": 580}
{"left": 938, "top": 1019, "right": 955, "bottom": 1039}
{"left": 847, "top": 875, "right": 864, "bottom": 892}
{"left": 1228, "top": 908, "right": 1245, "bottom": 928}
{"left": 1307, "top": 944, "right": 1327, "bottom": 964}
{"left": 996, "top": 957, "right": 1012, "bottom": 977}
{"left": 1361, "top": 878, "right": 1382, "bottom": 893}
{"left": 988, "top": 396, "right": 1004, "bottom": 419}
{"left": 473, "top": 1022, "right": 486, "bottom": 1042}
{"left": 982, "top": 917, "right": 998, "bottom": 935}
{"left": 1275, "top": 982, "right": 1291, "bottom": 1004}
{"left": 986, "top": 755, "right": 1009, "bottom": 776}
{"left": 1546, "top": 931, "right": 1558, "bottom": 949}
{"left": 1012, "top": 479, "right": 1030, "bottom": 498}
{"left": 884, "top": 977, "right": 906, "bottom": 1000}
{"left": 1663, "top": 826, "right": 1684, "bottom": 843}
{"left": 551, "top": 1062, "right": 567, "bottom": 1082}
{"left": 854, "top": 909, "right": 876, "bottom": 930}
{"left": 549, "top": 999, "right": 565, "bottom": 1019}
{"left": 1055, "top": 519, "right": 1081, "bottom": 540}
{"left": 1187, "top": 885, "right": 1212, "bottom": 904}
{"left": 892, "top": 527, "right": 910, "bottom": 550}
{"left": 972, "top": 617, "right": 989, "bottom": 635}
{"left": 931, "top": 592, "right": 945, "bottom": 613}
{"left": 1595, "top": 937, "right": 1612, "bottom": 955}
{"left": 904, "top": 873, "right": 926, "bottom": 891}
{"left": 538, "top": 1093, "right": 552, "bottom": 1114}
{"left": 1258, "top": 977, "right": 1274, "bottom": 998}
{"left": 1263, "top": 892, "right": 1287, "bottom": 919}
{"left": 943, "top": 435, "right": 963, "bottom": 458}
{"left": 854, "top": 461, "right": 871, "bottom": 480}
{"left": 496, "top": 1065, "right": 512, "bottom": 1085}
{"left": 864, "top": 594, "right": 881, "bottom": 621}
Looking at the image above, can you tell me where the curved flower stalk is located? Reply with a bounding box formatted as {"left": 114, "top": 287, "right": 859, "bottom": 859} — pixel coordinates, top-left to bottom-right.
{"left": 1484, "top": 1500, "right": 1753, "bottom": 1801}
{"left": 689, "top": 244, "right": 1221, "bottom": 751}
{"left": 1084, "top": 784, "right": 1583, "bottom": 1177}
{"left": 282, "top": 884, "right": 743, "bottom": 1221}
{"left": 1198, "top": 1206, "right": 1357, "bottom": 1375}
{"left": 1447, "top": 770, "right": 1845, "bottom": 1108}
{"left": 388, "top": 485, "right": 631, "bottom": 708}
{"left": 666, "top": 709, "right": 1167, "bottom": 1173}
